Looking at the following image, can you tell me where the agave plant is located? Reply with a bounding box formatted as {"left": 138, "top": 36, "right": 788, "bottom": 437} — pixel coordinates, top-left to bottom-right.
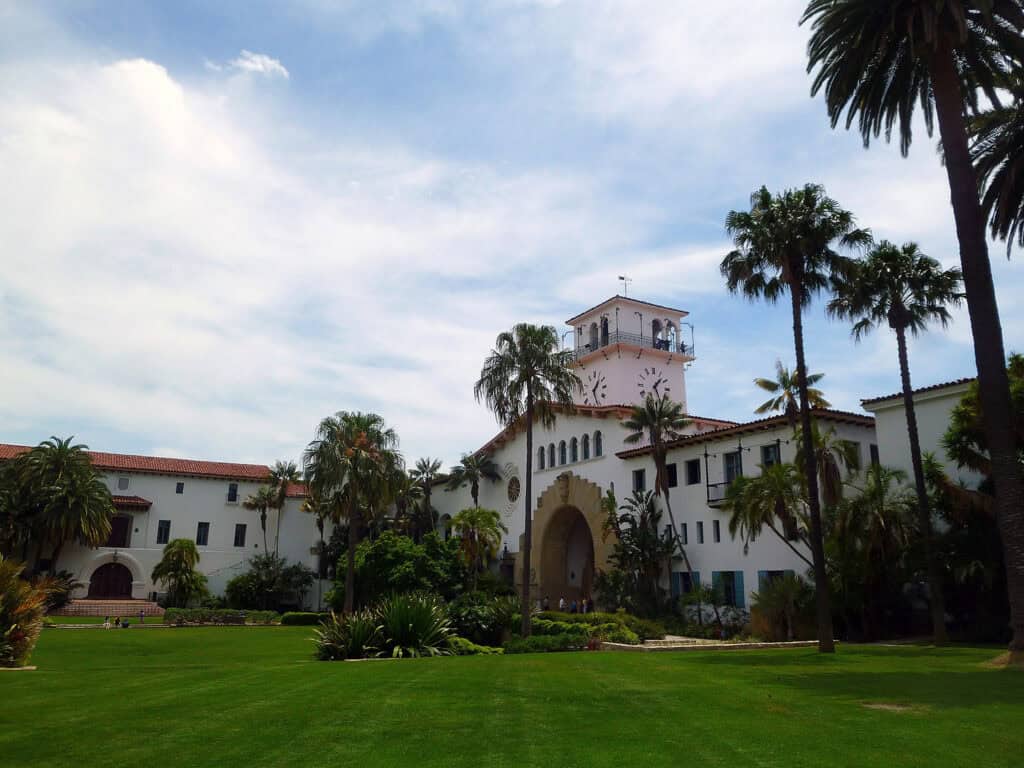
{"left": 0, "top": 555, "right": 52, "bottom": 667}
{"left": 314, "top": 610, "right": 381, "bottom": 661}
{"left": 375, "top": 593, "right": 452, "bottom": 658}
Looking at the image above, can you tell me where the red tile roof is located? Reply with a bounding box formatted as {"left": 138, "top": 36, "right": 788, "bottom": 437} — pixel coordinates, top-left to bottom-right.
{"left": 861, "top": 377, "right": 975, "bottom": 407}
{"left": 0, "top": 443, "right": 272, "bottom": 481}
{"left": 112, "top": 495, "right": 152, "bottom": 510}
{"left": 285, "top": 481, "right": 308, "bottom": 498}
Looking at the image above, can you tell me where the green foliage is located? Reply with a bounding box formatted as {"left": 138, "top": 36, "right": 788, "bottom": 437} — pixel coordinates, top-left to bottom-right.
{"left": 534, "top": 610, "right": 664, "bottom": 641}
{"left": 502, "top": 633, "right": 586, "bottom": 654}
{"left": 753, "top": 360, "right": 830, "bottom": 420}
{"left": 375, "top": 593, "right": 453, "bottom": 658}
{"left": 280, "top": 612, "right": 329, "bottom": 626}
{"left": 447, "top": 636, "right": 503, "bottom": 655}
{"left": 531, "top": 618, "right": 591, "bottom": 639}
{"left": 43, "top": 570, "right": 83, "bottom": 612}
{"left": 751, "top": 574, "right": 814, "bottom": 642}
{"left": 224, "top": 554, "right": 315, "bottom": 611}
{"left": 0, "top": 555, "right": 51, "bottom": 667}
{"left": 314, "top": 610, "right": 381, "bottom": 660}
{"left": 162, "top": 608, "right": 278, "bottom": 626}
{"left": 450, "top": 506, "right": 507, "bottom": 589}
{"left": 152, "top": 539, "right": 208, "bottom": 608}
{"left": 351, "top": 531, "right": 465, "bottom": 607}
{"left": 447, "top": 591, "right": 519, "bottom": 646}
{"left": 445, "top": 453, "right": 502, "bottom": 508}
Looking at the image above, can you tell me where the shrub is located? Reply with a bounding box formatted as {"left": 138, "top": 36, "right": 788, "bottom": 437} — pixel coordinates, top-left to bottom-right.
{"left": 0, "top": 556, "right": 50, "bottom": 667}
{"left": 751, "top": 574, "right": 813, "bottom": 641}
{"left": 593, "top": 624, "right": 641, "bottom": 644}
{"left": 224, "top": 554, "right": 315, "bottom": 611}
{"left": 531, "top": 618, "right": 590, "bottom": 640}
{"left": 447, "top": 592, "right": 520, "bottom": 646}
{"left": 280, "top": 612, "right": 329, "bottom": 626}
{"left": 376, "top": 593, "right": 452, "bottom": 658}
{"left": 351, "top": 532, "right": 465, "bottom": 607}
{"left": 534, "top": 610, "right": 665, "bottom": 640}
{"left": 162, "top": 608, "right": 279, "bottom": 626}
{"left": 448, "top": 636, "right": 503, "bottom": 655}
{"left": 43, "top": 571, "right": 83, "bottom": 612}
{"left": 502, "top": 633, "right": 585, "bottom": 654}
{"left": 315, "top": 610, "right": 381, "bottom": 660}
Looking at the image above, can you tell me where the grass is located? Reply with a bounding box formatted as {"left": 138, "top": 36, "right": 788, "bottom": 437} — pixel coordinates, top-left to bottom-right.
{"left": 2, "top": 629, "right": 1021, "bottom": 768}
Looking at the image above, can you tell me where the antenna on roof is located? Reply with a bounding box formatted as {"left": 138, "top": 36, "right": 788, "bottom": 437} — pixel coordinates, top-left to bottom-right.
{"left": 617, "top": 275, "right": 632, "bottom": 297}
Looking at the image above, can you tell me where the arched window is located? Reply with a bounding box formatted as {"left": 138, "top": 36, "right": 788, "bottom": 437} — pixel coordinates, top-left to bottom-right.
{"left": 652, "top": 319, "right": 662, "bottom": 343}
{"left": 594, "top": 430, "right": 603, "bottom": 457}
{"left": 558, "top": 440, "right": 567, "bottom": 466}
{"left": 582, "top": 433, "right": 590, "bottom": 460}
{"left": 589, "top": 323, "right": 599, "bottom": 350}
{"left": 570, "top": 437, "right": 579, "bottom": 462}
{"left": 548, "top": 443, "right": 555, "bottom": 468}
{"left": 538, "top": 447, "right": 545, "bottom": 470}
{"left": 600, "top": 316, "right": 609, "bottom": 346}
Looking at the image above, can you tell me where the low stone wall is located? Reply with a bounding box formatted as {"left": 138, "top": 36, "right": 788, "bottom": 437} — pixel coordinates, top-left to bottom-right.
{"left": 601, "top": 639, "right": 821, "bottom": 652}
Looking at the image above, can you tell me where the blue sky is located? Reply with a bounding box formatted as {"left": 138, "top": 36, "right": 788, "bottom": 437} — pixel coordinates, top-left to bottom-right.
{"left": 1, "top": 1, "right": 1021, "bottom": 469}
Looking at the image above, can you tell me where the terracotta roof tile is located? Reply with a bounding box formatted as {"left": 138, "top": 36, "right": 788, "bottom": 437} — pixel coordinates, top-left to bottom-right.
{"left": 861, "top": 377, "right": 975, "bottom": 407}
{"left": 112, "top": 495, "right": 152, "bottom": 510}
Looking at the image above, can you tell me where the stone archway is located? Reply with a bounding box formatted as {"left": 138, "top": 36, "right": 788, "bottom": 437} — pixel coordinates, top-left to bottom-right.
{"left": 80, "top": 551, "right": 146, "bottom": 600}
{"left": 515, "top": 471, "right": 616, "bottom": 606}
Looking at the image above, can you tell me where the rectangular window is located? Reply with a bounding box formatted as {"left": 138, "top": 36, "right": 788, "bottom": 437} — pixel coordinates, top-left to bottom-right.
{"left": 685, "top": 458, "right": 701, "bottom": 485}
{"left": 175, "top": 482, "right": 185, "bottom": 494}
{"left": 760, "top": 443, "right": 781, "bottom": 468}
{"left": 666, "top": 463, "right": 678, "bottom": 488}
{"left": 724, "top": 451, "right": 743, "bottom": 484}
{"left": 721, "top": 571, "right": 738, "bottom": 607}
{"left": 673, "top": 571, "right": 699, "bottom": 596}
{"left": 233, "top": 523, "right": 247, "bottom": 547}
{"left": 696, "top": 521, "right": 704, "bottom": 544}
{"left": 869, "top": 443, "right": 880, "bottom": 466}
{"left": 117, "top": 476, "right": 130, "bottom": 491}
{"left": 227, "top": 483, "right": 239, "bottom": 503}
{"left": 632, "top": 468, "right": 646, "bottom": 492}
{"left": 156, "top": 519, "right": 171, "bottom": 545}
{"left": 713, "top": 571, "right": 745, "bottom": 608}
{"left": 713, "top": 519, "right": 721, "bottom": 543}
{"left": 196, "top": 522, "right": 210, "bottom": 546}
{"left": 681, "top": 522, "right": 688, "bottom": 546}
{"left": 758, "top": 570, "right": 787, "bottom": 589}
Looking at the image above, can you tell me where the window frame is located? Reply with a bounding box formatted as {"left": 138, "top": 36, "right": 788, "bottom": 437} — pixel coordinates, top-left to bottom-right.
{"left": 233, "top": 523, "right": 247, "bottom": 548}
{"left": 196, "top": 521, "right": 210, "bottom": 547}
{"left": 156, "top": 519, "right": 171, "bottom": 545}
{"left": 666, "top": 462, "right": 678, "bottom": 488}
{"left": 175, "top": 481, "right": 185, "bottom": 495}
{"left": 696, "top": 520, "right": 704, "bottom": 544}
{"left": 713, "top": 519, "right": 721, "bottom": 543}
{"left": 685, "top": 458, "right": 701, "bottom": 485}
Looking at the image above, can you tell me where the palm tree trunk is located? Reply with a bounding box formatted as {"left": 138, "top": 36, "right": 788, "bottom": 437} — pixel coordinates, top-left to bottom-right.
{"left": 521, "top": 398, "right": 535, "bottom": 637}
{"left": 471, "top": 480, "right": 479, "bottom": 509}
{"left": 895, "top": 325, "right": 948, "bottom": 644}
{"left": 660, "top": 472, "right": 698, "bottom": 600}
{"left": 765, "top": 522, "right": 814, "bottom": 569}
{"left": 932, "top": 46, "right": 1024, "bottom": 652}
{"left": 275, "top": 504, "right": 282, "bottom": 557}
{"left": 262, "top": 515, "right": 269, "bottom": 553}
{"left": 790, "top": 283, "right": 835, "bottom": 653}
{"left": 344, "top": 498, "right": 359, "bottom": 614}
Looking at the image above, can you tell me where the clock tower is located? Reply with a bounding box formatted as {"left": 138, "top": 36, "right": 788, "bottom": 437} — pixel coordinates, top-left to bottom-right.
{"left": 565, "top": 296, "right": 695, "bottom": 410}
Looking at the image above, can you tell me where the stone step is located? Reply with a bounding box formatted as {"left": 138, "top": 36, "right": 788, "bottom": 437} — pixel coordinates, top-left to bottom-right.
{"left": 52, "top": 599, "right": 165, "bottom": 617}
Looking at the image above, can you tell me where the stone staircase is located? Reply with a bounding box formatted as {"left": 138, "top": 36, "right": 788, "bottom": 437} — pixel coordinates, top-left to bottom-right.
{"left": 53, "top": 599, "right": 165, "bottom": 618}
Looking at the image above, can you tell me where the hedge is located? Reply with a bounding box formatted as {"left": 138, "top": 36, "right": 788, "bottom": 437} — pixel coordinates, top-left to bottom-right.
{"left": 448, "top": 636, "right": 504, "bottom": 655}
{"left": 163, "top": 609, "right": 279, "bottom": 626}
{"left": 536, "top": 611, "right": 665, "bottom": 641}
{"left": 280, "top": 612, "right": 330, "bottom": 626}
{"left": 502, "top": 632, "right": 586, "bottom": 654}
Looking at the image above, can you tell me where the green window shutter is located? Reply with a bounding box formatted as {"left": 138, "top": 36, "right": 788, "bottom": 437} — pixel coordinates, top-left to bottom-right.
{"left": 692, "top": 571, "right": 700, "bottom": 589}
{"left": 785, "top": 569, "right": 795, "bottom": 578}
{"left": 671, "top": 572, "right": 681, "bottom": 598}
{"left": 735, "top": 571, "right": 745, "bottom": 608}
{"left": 711, "top": 571, "right": 721, "bottom": 601}
{"left": 757, "top": 570, "right": 768, "bottom": 590}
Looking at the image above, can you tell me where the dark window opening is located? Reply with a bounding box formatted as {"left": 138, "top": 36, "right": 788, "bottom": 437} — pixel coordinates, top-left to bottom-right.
{"left": 233, "top": 523, "right": 247, "bottom": 547}
{"left": 632, "top": 468, "right": 646, "bottom": 492}
{"left": 713, "top": 519, "right": 721, "bottom": 543}
{"left": 156, "top": 519, "right": 171, "bottom": 545}
{"left": 696, "top": 521, "right": 704, "bottom": 544}
{"left": 666, "top": 463, "right": 678, "bottom": 488}
{"left": 869, "top": 443, "right": 880, "bottom": 466}
{"left": 175, "top": 482, "right": 185, "bottom": 494}
{"left": 196, "top": 522, "right": 210, "bottom": 546}
{"left": 685, "top": 459, "right": 701, "bottom": 485}
{"left": 760, "top": 443, "right": 780, "bottom": 468}
{"left": 227, "top": 483, "right": 239, "bottom": 503}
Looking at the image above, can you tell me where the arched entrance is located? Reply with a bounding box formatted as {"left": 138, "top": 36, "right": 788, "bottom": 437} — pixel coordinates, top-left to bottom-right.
{"left": 88, "top": 562, "right": 133, "bottom": 598}
{"left": 540, "top": 506, "right": 595, "bottom": 602}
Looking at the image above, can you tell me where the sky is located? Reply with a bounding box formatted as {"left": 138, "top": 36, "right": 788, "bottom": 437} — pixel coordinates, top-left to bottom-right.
{"left": 0, "top": 0, "right": 1021, "bottom": 470}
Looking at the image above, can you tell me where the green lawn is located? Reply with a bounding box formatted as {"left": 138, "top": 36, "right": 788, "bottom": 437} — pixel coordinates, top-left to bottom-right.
{"left": 2, "top": 629, "right": 1021, "bottom": 768}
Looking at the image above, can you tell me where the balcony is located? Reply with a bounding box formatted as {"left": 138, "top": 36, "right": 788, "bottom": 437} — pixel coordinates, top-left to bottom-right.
{"left": 706, "top": 481, "right": 732, "bottom": 507}
{"left": 569, "top": 331, "right": 692, "bottom": 362}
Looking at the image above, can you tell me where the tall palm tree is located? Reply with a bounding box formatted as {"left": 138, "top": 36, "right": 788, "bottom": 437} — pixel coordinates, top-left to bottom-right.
{"left": 722, "top": 183, "right": 871, "bottom": 653}
{"left": 389, "top": 469, "right": 424, "bottom": 536}
{"left": 268, "top": 460, "right": 300, "bottom": 556}
{"left": 724, "top": 463, "right": 813, "bottom": 569}
{"left": 970, "top": 71, "right": 1024, "bottom": 254}
{"left": 22, "top": 437, "right": 114, "bottom": 574}
{"left": 475, "top": 323, "right": 580, "bottom": 636}
{"left": 409, "top": 458, "right": 443, "bottom": 539}
{"left": 802, "top": 0, "right": 1024, "bottom": 654}
{"left": 621, "top": 395, "right": 696, "bottom": 588}
{"left": 451, "top": 506, "right": 508, "bottom": 590}
{"left": 794, "top": 422, "right": 861, "bottom": 510}
{"left": 829, "top": 240, "right": 964, "bottom": 643}
{"left": 243, "top": 487, "right": 275, "bottom": 553}
{"left": 754, "top": 360, "right": 830, "bottom": 426}
{"left": 445, "top": 453, "right": 502, "bottom": 508}
{"left": 304, "top": 411, "right": 401, "bottom": 613}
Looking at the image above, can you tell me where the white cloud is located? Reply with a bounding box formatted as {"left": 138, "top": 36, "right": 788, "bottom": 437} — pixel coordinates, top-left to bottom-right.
{"left": 211, "top": 50, "right": 290, "bottom": 79}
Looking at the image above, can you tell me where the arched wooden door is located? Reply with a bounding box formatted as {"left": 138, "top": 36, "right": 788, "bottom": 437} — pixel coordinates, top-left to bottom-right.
{"left": 88, "top": 563, "right": 133, "bottom": 598}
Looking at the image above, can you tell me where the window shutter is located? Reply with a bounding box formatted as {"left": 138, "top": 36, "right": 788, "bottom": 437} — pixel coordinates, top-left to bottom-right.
{"left": 785, "top": 569, "right": 795, "bottom": 578}
{"left": 671, "top": 572, "right": 681, "bottom": 598}
{"left": 758, "top": 570, "right": 768, "bottom": 590}
{"left": 692, "top": 572, "right": 700, "bottom": 588}
{"left": 711, "top": 571, "right": 721, "bottom": 601}
{"left": 735, "top": 571, "right": 745, "bottom": 608}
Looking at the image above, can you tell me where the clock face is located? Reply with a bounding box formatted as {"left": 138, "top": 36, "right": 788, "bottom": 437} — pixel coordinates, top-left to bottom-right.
{"left": 637, "top": 367, "right": 671, "bottom": 399}
{"left": 583, "top": 370, "right": 609, "bottom": 405}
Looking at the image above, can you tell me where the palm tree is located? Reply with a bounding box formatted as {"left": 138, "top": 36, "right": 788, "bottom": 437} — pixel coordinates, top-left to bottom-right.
{"left": 970, "top": 71, "right": 1024, "bottom": 254}
{"left": 475, "top": 323, "right": 581, "bottom": 636}
{"left": 22, "top": 437, "right": 114, "bottom": 574}
{"left": 304, "top": 411, "right": 401, "bottom": 613}
{"left": 151, "top": 539, "right": 206, "bottom": 608}
{"left": 829, "top": 240, "right": 964, "bottom": 643}
{"left": 754, "top": 360, "right": 830, "bottom": 426}
{"left": 268, "top": 460, "right": 300, "bottom": 556}
{"left": 389, "top": 469, "right": 424, "bottom": 536}
{"left": 724, "top": 463, "right": 813, "bottom": 569}
{"left": 451, "top": 506, "right": 508, "bottom": 590}
{"left": 445, "top": 453, "right": 502, "bottom": 508}
{"left": 722, "top": 184, "right": 871, "bottom": 653}
{"left": 409, "top": 458, "right": 443, "bottom": 539}
{"left": 794, "top": 422, "right": 861, "bottom": 510}
{"left": 802, "top": 0, "right": 1024, "bottom": 654}
{"left": 621, "top": 395, "right": 697, "bottom": 589}
{"left": 243, "top": 487, "right": 275, "bottom": 553}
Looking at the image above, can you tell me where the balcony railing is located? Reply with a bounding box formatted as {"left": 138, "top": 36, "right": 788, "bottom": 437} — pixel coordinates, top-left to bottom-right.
{"left": 706, "top": 481, "right": 733, "bottom": 507}
{"left": 570, "top": 331, "right": 692, "bottom": 361}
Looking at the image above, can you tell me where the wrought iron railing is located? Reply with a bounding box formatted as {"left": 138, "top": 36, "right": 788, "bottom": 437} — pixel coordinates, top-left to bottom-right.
{"left": 569, "top": 331, "right": 692, "bottom": 361}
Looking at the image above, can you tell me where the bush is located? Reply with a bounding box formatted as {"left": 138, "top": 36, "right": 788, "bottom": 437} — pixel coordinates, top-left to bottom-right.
{"left": 447, "top": 592, "right": 520, "bottom": 646}
{"left": 376, "top": 593, "right": 452, "bottom": 658}
{"left": 315, "top": 610, "right": 381, "bottom": 660}
{"left": 224, "top": 554, "right": 315, "bottom": 611}
{"left": 531, "top": 618, "right": 590, "bottom": 640}
{"left": 534, "top": 610, "right": 665, "bottom": 640}
{"left": 280, "top": 612, "right": 329, "bottom": 626}
{"left": 43, "top": 571, "right": 83, "bottom": 612}
{"left": 593, "top": 624, "right": 641, "bottom": 644}
{"left": 502, "top": 633, "right": 586, "bottom": 654}
{"left": 0, "top": 556, "right": 49, "bottom": 668}
{"left": 162, "top": 608, "right": 279, "bottom": 626}
{"left": 351, "top": 532, "right": 465, "bottom": 607}
{"left": 448, "top": 636, "right": 503, "bottom": 655}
